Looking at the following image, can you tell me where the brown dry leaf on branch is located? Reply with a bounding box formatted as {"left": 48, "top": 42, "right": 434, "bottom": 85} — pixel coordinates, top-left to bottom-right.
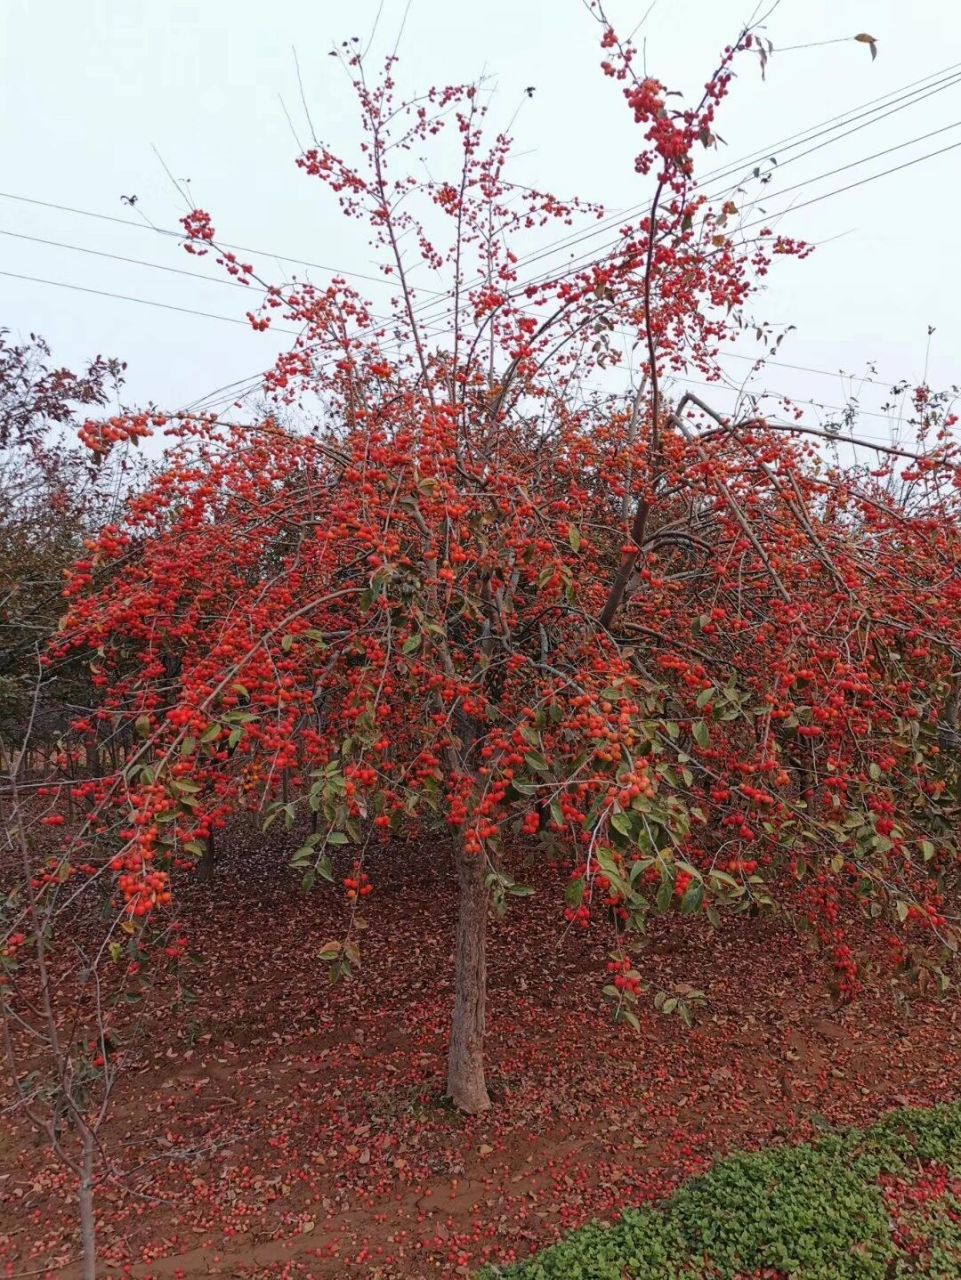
{"left": 854, "top": 32, "right": 879, "bottom": 60}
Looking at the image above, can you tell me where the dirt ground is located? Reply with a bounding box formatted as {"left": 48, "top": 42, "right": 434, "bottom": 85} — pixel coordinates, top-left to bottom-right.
{"left": 2, "top": 838, "right": 960, "bottom": 1279}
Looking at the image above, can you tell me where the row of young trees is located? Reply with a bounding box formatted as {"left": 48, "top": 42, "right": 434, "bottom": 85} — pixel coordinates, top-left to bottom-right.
{"left": 0, "top": 331, "right": 132, "bottom": 754}
{"left": 3, "top": 10, "right": 961, "bottom": 1275}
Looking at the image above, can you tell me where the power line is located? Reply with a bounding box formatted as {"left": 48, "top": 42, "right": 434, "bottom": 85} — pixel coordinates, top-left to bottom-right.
{"left": 0, "top": 227, "right": 264, "bottom": 292}
{"left": 12, "top": 66, "right": 959, "bottom": 417}
{"left": 188, "top": 341, "right": 913, "bottom": 427}
{"left": 0, "top": 269, "right": 301, "bottom": 335}
{"left": 692, "top": 66, "right": 961, "bottom": 192}
{"left": 504, "top": 129, "right": 961, "bottom": 303}
{"left": 716, "top": 351, "right": 885, "bottom": 383}
{"left": 402, "top": 118, "right": 961, "bottom": 345}
{"left": 693, "top": 60, "right": 961, "bottom": 186}
{"left": 480, "top": 66, "right": 961, "bottom": 286}
{"left": 720, "top": 117, "right": 961, "bottom": 220}
{"left": 328, "top": 119, "right": 961, "bottom": 391}
{"left": 346, "top": 97, "right": 961, "bottom": 356}
{"left": 738, "top": 133, "right": 961, "bottom": 233}
{"left": 661, "top": 370, "right": 916, "bottom": 424}
{"left": 8, "top": 58, "right": 961, "bottom": 363}
{"left": 0, "top": 190, "right": 443, "bottom": 294}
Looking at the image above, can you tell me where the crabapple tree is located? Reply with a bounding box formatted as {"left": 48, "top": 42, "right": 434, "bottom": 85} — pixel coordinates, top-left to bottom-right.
{"left": 49, "top": 13, "right": 961, "bottom": 1116}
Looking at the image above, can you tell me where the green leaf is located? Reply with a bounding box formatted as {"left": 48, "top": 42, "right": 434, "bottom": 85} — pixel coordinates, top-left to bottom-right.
{"left": 319, "top": 941, "right": 342, "bottom": 961}
{"left": 524, "top": 752, "right": 549, "bottom": 773}
{"left": 629, "top": 857, "right": 653, "bottom": 884}
{"left": 135, "top": 713, "right": 151, "bottom": 738}
{"left": 326, "top": 831, "right": 349, "bottom": 845}
{"left": 510, "top": 780, "right": 538, "bottom": 796}
{"left": 610, "top": 811, "right": 634, "bottom": 838}
{"left": 696, "top": 686, "right": 714, "bottom": 709}
{"left": 568, "top": 525, "right": 582, "bottom": 552}
{"left": 692, "top": 720, "right": 710, "bottom": 749}
{"left": 201, "top": 723, "right": 221, "bottom": 743}
{"left": 507, "top": 883, "right": 535, "bottom": 896}
{"left": 281, "top": 633, "right": 294, "bottom": 653}
{"left": 597, "top": 847, "right": 620, "bottom": 876}
{"left": 565, "top": 878, "right": 584, "bottom": 908}
{"left": 402, "top": 633, "right": 422, "bottom": 655}
{"left": 679, "top": 881, "right": 704, "bottom": 915}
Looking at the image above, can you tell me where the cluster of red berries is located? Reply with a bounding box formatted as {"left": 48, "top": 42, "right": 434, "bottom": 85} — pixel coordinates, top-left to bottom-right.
{"left": 180, "top": 208, "right": 215, "bottom": 253}
{"left": 606, "top": 955, "right": 641, "bottom": 996}
{"left": 831, "top": 942, "right": 858, "bottom": 995}
{"left": 564, "top": 903, "right": 591, "bottom": 928}
{"left": 163, "top": 934, "right": 189, "bottom": 961}
{"left": 726, "top": 858, "right": 758, "bottom": 875}
{"left": 2, "top": 932, "right": 26, "bottom": 961}
{"left": 110, "top": 852, "right": 172, "bottom": 917}
{"left": 674, "top": 870, "right": 694, "bottom": 897}
{"left": 344, "top": 861, "right": 372, "bottom": 901}
{"left": 78, "top": 414, "right": 153, "bottom": 455}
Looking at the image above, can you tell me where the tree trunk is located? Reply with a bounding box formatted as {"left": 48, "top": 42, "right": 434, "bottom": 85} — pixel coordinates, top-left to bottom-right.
{"left": 79, "top": 1127, "right": 97, "bottom": 1280}
{"left": 198, "top": 827, "right": 216, "bottom": 883}
{"left": 446, "top": 838, "right": 491, "bottom": 1113}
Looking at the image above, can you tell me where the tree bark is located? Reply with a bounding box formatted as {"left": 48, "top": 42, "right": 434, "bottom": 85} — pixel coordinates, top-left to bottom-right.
{"left": 79, "top": 1126, "right": 97, "bottom": 1280}
{"left": 198, "top": 827, "right": 216, "bottom": 883}
{"left": 446, "top": 837, "right": 491, "bottom": 1113}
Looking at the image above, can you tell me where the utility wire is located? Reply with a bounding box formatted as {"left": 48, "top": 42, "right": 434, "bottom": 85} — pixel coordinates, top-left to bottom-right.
{"left": 0, "top": 269, "right": 302, "bottom": 334}
{"left": 496, "top": 131, "right": 961, "bottom": 305}
{"left": 0, "top": 190, "right": 441, "bottom": 294}
{"left": 11, "top": 66, "right": 960, "bottom": 416}
{"left": 0, "top": 228, "right": 265, "bottom": 292}
{"left": 5, "top": 58, "right": 960, "bottom": 347}
{"left": 331, "top": 100, "right": 961, "bottom": 358}
{"left": 483, "top": 66, "right": 961, "bottom": 283}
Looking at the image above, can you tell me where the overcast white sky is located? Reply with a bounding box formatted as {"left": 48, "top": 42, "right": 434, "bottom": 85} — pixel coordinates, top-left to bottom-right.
{"left": 2, "top": 0, "right": 959, "bottom": 446}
